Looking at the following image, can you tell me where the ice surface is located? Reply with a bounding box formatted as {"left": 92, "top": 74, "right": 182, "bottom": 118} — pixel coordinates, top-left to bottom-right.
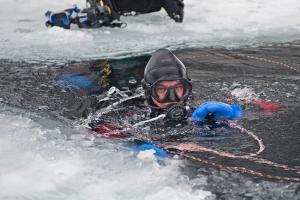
{"left": 0, "top": 0, "right": 300, "bottom": 62}
{"left": 0, "top": 107, "right": 212, "bottom": 200}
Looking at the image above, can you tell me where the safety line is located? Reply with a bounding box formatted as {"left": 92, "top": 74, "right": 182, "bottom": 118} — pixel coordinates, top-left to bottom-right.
{"left": 232, "top": 53, "right": 300, "bottom": 73}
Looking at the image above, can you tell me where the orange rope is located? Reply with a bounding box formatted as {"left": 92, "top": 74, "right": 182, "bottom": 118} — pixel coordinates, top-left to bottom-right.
{"left": 169, "top": 150, "right": 300, "bottom": 182}
{"left": 232, "top": 53, "right": 300, "bottom": 73}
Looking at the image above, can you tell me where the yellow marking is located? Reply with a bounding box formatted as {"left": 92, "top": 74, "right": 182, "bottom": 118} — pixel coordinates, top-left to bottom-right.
{"left": 107, "top": 6, "right": 112, "bottom": 15}
{"left": 100, "top": 0, "right": 104, "bottom": 6}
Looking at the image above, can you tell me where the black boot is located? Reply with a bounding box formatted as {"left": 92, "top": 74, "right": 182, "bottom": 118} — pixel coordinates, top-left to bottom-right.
{"left": 162, "top": 0, "right": 184, "bottom": 22}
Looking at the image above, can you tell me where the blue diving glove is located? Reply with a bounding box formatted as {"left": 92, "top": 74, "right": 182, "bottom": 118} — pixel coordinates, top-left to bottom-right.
{"left": 136, "top": 143, "right": 168, "bottom": 158}
{"left": 45, "top": 5, "right": 80, "bottom": 29}
{"left": 192, "top": 101, "right": 243, "bottom": 122}
{"left": 45, "top": 10, "right": 70, "bottom": 27}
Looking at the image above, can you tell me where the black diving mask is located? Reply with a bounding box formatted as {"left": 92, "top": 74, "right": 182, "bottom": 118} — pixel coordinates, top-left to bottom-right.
{"left": 150, "top": 78, "right": 192, "bottom": 103}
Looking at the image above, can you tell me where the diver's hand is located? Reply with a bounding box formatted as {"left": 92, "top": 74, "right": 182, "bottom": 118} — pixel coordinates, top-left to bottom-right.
{"left": 192, "top": 101, "right": 243, "bottom": 122}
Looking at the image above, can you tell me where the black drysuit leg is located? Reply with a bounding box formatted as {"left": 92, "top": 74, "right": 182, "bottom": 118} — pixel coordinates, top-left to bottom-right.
{"left": 162, "top": 0, "right": 184, "bottom": 22}
{"left": 111, "top": 0, "right": 184, "bottom": 22}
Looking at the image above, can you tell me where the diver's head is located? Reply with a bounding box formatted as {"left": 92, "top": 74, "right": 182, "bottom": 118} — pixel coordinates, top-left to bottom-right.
{"left": 142, "top": 49, "right": 192, "bottom": 110}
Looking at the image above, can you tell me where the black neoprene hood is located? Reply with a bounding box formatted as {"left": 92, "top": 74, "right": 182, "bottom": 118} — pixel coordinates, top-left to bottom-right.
{"left": 143, "top": 49, "right": 189, "bottom": 85}
{"left": 142, "top": 49, "right": 192, "bottom": 108}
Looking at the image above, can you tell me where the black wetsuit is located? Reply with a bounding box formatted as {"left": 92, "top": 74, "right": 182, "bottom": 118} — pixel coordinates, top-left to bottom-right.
{"left": 46, "top": 0, "right": 184, "bottom": 29}
{"left": 110, "top": 0, "right": 184, "bottom": 22}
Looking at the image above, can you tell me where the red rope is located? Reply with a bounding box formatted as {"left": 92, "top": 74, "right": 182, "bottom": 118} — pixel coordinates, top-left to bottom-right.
{"left": 169, "top": 150, "right": 300, "bottom": 182}
{"left": 164, "top": 121, "right": 300, "bottom": 173}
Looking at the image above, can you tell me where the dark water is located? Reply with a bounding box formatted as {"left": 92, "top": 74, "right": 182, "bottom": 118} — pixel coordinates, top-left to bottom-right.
{"left": 0, "top": 44, "right": 299, "bottom": 199}
{"left": 184, "top": 47, "right": 300, "bottom": 167}
{"left": 177, "top": 46, "right": 300, "bottom": 199}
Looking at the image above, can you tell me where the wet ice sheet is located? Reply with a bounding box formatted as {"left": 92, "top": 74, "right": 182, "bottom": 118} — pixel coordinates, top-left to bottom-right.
{"left": 0, "top": 107, "right": 212, "bottom": 200}
{"left": 0, "top": 0, "right": 300, "bottom": 62}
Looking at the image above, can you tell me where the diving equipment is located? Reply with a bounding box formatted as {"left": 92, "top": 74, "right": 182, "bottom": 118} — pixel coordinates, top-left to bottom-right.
{"left": 165, "top": 104, "right": 189, "bottom": 121}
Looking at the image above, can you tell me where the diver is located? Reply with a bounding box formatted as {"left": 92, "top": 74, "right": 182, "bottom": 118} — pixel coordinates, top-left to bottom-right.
{"left": 141, "top": 49, "right": 242, "bottom": 128}
{"left": 45, "top": 0, "right": 184, "bottom": 29}
{"left": 45, "top": 2, "right": 121, "bottom": 29}
{"left": 108, "top": 0, "right": 184, "bottom": 22}
{"left": 88, "top": 49, "right": 243, "bottom": 156}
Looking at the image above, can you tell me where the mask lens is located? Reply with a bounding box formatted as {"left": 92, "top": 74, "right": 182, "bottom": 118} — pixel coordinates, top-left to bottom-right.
{"left": 154, "top": 84, "right": 168, "bottom": 101}
{"left": 174, "top": 82, "right": 185, "bottom": 97}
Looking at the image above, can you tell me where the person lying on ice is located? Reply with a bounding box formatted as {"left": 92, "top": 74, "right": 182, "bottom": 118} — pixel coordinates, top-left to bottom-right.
{"left": 88, "top": 49, "right": 243, "bottom": 156}
{"left": 45, "top": 0, "right": 184, "bottom": 29}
